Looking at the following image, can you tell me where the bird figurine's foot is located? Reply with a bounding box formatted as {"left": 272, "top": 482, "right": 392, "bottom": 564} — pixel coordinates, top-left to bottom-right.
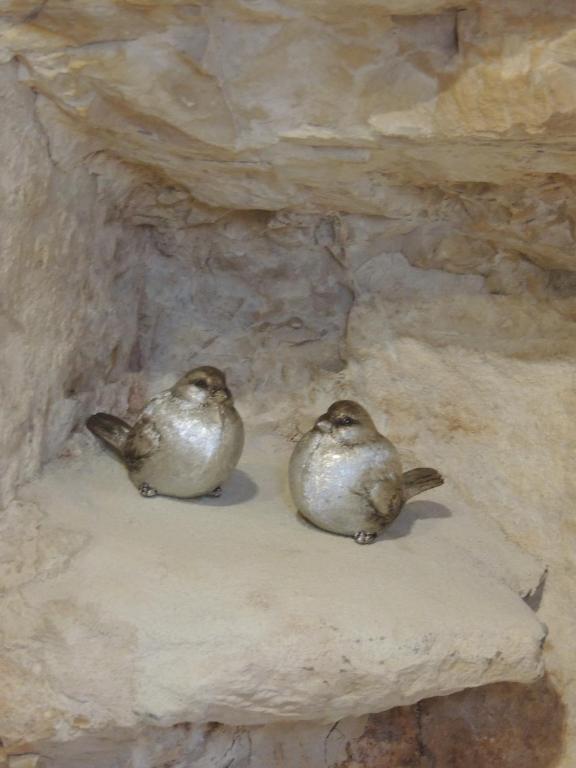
{"left": 138, "top": 482, "right": 158, "bottom": 498}
{"left": 353, "top": 530, "right": 378, "bottom": 545}
{"left": 206, "top": 486, "right": 222, "bottom": 498}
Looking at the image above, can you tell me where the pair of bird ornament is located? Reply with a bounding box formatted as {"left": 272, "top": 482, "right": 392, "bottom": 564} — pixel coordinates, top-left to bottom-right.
{"left": 87, "top": 366, "right": 443, "bottom": 544}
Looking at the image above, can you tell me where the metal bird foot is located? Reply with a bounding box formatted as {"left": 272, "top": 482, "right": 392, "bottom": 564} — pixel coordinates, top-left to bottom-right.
{"left": 353, "top": 530, "right": 378, "bottom": 545}
{"left": 139, "top": 482, "right": 158, "bottom": 498}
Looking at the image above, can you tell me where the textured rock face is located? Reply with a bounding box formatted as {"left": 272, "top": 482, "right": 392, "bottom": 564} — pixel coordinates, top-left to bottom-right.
{"left": 0, "top": 433, "right": 545, "bottom": 747}
{"left": 0, "top": 0, "right": 575, "bottom": 765}
{"left": 0, "top": 63, "right": 149, "bottom": 507}
{"left": 3, "top": 0, "right": 576, "bottom": 209}
{"left": 0, "top": 679, "right": 565, "bottom": 767}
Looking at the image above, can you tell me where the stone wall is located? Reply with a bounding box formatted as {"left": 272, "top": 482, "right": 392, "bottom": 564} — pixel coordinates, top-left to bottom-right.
{"left": 5, "top": 679, "right": 565, "bottom": 767}
{"left": 0, "top": 63, "right": 150, "bottom": 507}
{"left": 0, "top": 0, "right": 575, "bottom": 765}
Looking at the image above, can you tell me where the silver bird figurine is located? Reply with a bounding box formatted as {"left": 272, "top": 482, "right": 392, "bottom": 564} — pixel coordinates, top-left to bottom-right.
{"left": 86, "top": 366, "right": 244, "bottom": 498}
{"left": 289, "top": 400, "right": 443, "bottom": 544}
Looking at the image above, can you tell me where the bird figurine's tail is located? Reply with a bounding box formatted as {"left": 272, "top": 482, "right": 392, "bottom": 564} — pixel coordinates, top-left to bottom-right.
{"left": 402, "top": 467, "right": 444, "bottom": 501}
{"left": 86, "top": 413, "right": 131, "bottom": 456}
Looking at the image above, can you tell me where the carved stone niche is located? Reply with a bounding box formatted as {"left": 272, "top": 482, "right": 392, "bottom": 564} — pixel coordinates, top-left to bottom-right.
{"left": 0, "top": 1, "right": 573, "bottom": 765}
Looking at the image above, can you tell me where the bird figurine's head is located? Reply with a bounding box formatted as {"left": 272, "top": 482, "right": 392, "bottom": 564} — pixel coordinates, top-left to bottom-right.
{"left": 313, "top": 400, "right": 379, "bottom": 446}
{"left": 172, "top": 366, "right": 232, "bottom": 405}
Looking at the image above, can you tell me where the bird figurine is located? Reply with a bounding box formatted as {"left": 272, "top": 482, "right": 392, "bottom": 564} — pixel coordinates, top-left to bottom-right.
{"left": 86, "top": 366, "right": 244, "bottom": 499}
{"left": 289, "top": 400, "right": 443, "bottom": 544}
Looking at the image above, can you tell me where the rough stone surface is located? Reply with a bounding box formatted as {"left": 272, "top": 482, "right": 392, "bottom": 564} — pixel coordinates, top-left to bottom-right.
{"left": 0, "top": 678, "right": 565, "bottom": 767}
{"left": 3, "top": 0, "right": 576, "bottom": 210}
{"left": 0, "top": 0, "right": 575, "bottom": 764}
{"left": 0, "top": 62, "right": 149, "bottom": 508}
{"left": 1, "top": 432, "right": 545, "bottom": 751}
{"left": 417, "top": 676, "right": 565, "bottom": 768}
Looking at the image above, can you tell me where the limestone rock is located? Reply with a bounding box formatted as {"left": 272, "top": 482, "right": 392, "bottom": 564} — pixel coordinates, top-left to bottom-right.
{"left": 0, "top": 679, "right": 562, "bottom": 767}
{"left": 0, "top": 431, "right": 544, "bottom": 750}
{"left": 7, "top": 756, "right": 40, "bottom": 768}
{"left": 0, "top": 63, "right": 149, "bottom": 507}
{"left": 3, "top": 0, "right": 576, "bottom": 218}
{"left": 0, "top": 0, "right": 574, "bottom": 763}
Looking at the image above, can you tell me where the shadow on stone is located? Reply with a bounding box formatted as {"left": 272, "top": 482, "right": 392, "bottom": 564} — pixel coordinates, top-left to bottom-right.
{"left": 292, "top": 501, "right": 452, "bottom": 542}
{"left": 523, "top": 568, "right": 548, "bottom": 612}
{"left": 187, "top": 469, "right": 259, "bottom": 507}
{"left": 382, "top": 501, "right": 452, "bottom": 540}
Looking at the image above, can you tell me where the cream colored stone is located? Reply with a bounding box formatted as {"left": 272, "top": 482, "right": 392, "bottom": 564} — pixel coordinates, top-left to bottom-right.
{"left": 8, "top": 756, "right": 39, "bottom": 768}
{"left": 0, "top": 431, "right": 544, "bottom": 748}
{"left": 0, "top": 0, "right": 575, "bottom": 764}
{"left": 344, "top": 280, "right": 576, "bottom": 767}
{"left": 2, "top": 0, "right": 576, "bottom": 212}
{"left": 0, "top": 63, "right": 150, "bottom": 507}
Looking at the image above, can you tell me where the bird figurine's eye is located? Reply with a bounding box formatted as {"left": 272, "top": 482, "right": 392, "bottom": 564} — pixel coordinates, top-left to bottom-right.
{"left": 195, "top": 379, "right": 208, "bottom": 389}
{"left": 337, "top": 416, "right": 353, "bottom": 427}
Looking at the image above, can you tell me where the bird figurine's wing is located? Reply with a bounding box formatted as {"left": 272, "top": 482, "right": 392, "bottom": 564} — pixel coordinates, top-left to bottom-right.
{"left": 368, "top": 477, "right": 404, "bottom": 526}
{"left": 124, "top": 416, "right": 161, "bottom": 471}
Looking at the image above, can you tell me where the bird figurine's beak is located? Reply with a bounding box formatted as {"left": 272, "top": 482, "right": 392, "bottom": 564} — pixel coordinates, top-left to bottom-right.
{"left": 314, "top": 417, "right": 332, "bottom": 434}
{"left": 212, "top": 386, "right": 231, "bottom": 402}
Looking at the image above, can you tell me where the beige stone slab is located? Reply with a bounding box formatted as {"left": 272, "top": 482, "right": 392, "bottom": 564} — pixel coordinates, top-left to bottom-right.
{"left": 1, "top": 431, "right": 545, "bottom": 742}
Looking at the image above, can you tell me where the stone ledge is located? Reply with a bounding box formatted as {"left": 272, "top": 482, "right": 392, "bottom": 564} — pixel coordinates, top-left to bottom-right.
{"left": 1, "top": 431, "right": 546, "bottom": 746}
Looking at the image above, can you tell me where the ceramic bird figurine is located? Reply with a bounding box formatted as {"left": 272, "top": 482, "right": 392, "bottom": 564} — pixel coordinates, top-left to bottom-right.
{"left": 289, "top": 400, "right": 443, "bottom": 544}
{"left": 86, "top": 366, "right": 244, "bottom": 498}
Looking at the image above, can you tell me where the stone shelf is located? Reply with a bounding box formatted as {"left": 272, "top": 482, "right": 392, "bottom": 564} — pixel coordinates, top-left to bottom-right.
{"left": 2, "top": 431, "right": 545, "bottom": 746}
